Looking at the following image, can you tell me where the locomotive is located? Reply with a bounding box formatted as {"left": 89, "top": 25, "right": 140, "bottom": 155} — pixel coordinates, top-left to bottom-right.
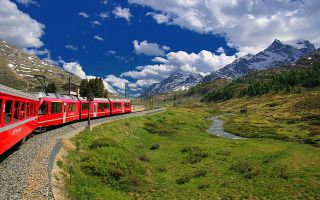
{"left": 0, "top": 84, "right": 131, "bottom": 155}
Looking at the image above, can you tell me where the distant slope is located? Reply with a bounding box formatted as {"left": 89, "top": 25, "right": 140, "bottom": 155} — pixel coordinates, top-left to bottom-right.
{"left": 141, "top": 71, "right": 203, "bottom": 97}
{"left": 203, "top": 39, "right": 316, "bottom": 82}
{"left": 0, "top": 40, "right": 82, "bottom": 92}
{"left": 202, "top": 52, "right": 320, "bottom": 102}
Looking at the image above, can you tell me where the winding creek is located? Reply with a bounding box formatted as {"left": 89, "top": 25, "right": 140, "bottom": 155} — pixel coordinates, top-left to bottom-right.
{"left": 206, "top": 115, "right": 245, "bottom": 139}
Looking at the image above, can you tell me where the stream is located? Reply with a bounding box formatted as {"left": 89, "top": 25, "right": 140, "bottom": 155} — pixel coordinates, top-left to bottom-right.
{"left": 206, "top": 115, "right": 245, "bottom": 139}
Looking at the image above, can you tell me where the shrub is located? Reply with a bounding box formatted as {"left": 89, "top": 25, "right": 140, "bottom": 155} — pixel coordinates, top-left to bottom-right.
{"left": 231, "top": 160, "right": 260, "bottom": 179}
{"left": 176, "top": 175, "right": 191, "bottom": 185}
{"left": 181, "top": 145, "right": 209, "bottom": 164}
{"left": 139, "top": 154, "right": 150, "bottom": 162}
{"left": 192, "top": 169, "right": 207, "bottom": 178}
{"left": 57, "top": 160, "right": 63, "bottom": 169}
{"left": 198, "top": 183, "right": 210, "bottom": 190}
{"left": 144, "top": 121, "right": 175, "bottom": 136}
{"left": 176, "top": 169, "right": 207, "bottom": 185}
{"left": 89, "top": 136, "right": 119, "bottom": 149}
{"left": 273, "top": 164, "right": 289, "bottom": 180}
{"left": 150, "top": 143, "right": 160, "bottom": 150}
{"left": 156, "top": 166, "right": 167, "bottom": 172}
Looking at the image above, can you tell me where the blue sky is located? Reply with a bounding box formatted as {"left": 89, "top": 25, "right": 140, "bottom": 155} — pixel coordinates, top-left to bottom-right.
{"left": 0, "top": 0, "right": 319, "bottom": 96}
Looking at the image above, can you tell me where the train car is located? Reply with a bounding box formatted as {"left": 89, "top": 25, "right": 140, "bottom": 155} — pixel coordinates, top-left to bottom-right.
{"left": 36, "top": 93, "right": 80, "bottom": 130}
{"left": 78, "top": 97, "right": 111, "bottom": 119}
{"left": 0, "top": 84, "right": 38, "bottom": 155}
{"left": 109, "top": 99, "right": 125, "bottom": 115}
{"left": 94, "top": 98, "right": 111, "bottom": 117}
{"left": 123, "top": 99, "right": 132, "bottom": 113}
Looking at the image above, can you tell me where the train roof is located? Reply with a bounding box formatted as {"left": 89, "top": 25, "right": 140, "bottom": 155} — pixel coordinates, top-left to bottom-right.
{"left": 77, "top": 97, "right": 130, "bottom": 102}
{"left": 0, "top": 84, "right": 38, "bottom": 101}
{"left": 33, "top": 92, "right": 78, "bottom": 101}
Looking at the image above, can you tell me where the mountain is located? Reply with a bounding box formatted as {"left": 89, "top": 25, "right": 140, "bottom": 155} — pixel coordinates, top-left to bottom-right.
{"left": 202, "top": 39, "right": 316, "bottom": 82}
{"left": 141, "top": 71, "right": 203, "bottom": 97}
{"left": 0, "top": 40, "right": 82, "bottom": 92}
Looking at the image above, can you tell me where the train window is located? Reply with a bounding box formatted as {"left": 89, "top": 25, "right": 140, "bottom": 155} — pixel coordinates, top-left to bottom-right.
{"left": 82, "top": 103, "right": 89, "bottom": 110}
{"left": 51, "top": 102, "right": 62, "bottom": 114}
{"left": 125, "top": 103, "right": 130, "bottom": 107}
{"left": 68, "top": 103, "right": 76, "bottom": 112}
{"left": 20, "top": 102, "right": 25, "bottom": 120}
{"left": 114, "top": 103, "right": 121, "bottom": 108}
{"left": 4, "top": 100, "right": 13, "bottom": 124}
{"left": 26, "top": 103, "right": 30, "bottom": 117}
{"left": 98, "top": 103, "right": 109, "bottom": 111}
{"left": 14, "top": 101, "right": 20, "bottom": 122}
{"left": 38, "top": 102, "right": 47, "bottom": 115}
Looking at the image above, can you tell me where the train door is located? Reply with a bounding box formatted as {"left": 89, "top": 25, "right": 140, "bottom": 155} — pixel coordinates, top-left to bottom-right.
{"left": 0, "top": 98, "right": 3, "bottom": 127}
{"left": 93, "top": 103, "right": 97, "bottom": 117}
{"left": 122, "top": 103, "right": 125, "bottom": 113}
{"left": 63, "top": 102, "right": 67, "bottom": 123}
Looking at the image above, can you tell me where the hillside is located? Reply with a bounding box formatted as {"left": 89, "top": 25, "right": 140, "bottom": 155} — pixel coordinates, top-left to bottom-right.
{"left": 0, "top": 40, "right": 82, "bottom": 92}
{"left": 202, "top": 52, "right": 320, "bottom": 102}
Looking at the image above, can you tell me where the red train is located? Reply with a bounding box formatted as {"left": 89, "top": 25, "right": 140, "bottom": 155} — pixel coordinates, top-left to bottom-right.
{"left": 0, "top": 84, "right": 132, "bottom": 155}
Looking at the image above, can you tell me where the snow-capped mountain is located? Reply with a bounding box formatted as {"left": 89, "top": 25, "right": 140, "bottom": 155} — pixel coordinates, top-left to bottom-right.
{"left": 202, "top": 39, "right": 316, "bottom": 82}
{"left": 141, "top": 71, "right": 203, "bottom": 97}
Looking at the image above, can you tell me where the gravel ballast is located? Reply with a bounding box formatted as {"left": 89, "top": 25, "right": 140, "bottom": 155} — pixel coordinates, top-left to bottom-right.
{"left": 0, "top": 109, "right": 164, "bottom": 199}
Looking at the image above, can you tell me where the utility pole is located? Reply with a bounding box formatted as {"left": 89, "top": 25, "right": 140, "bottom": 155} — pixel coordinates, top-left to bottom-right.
{"left": 68, "top": 73, "right": 71, "bottom": 96}
{"left": 87, "top": 92, "right": 94, "bottom": 131}
{"left": 125, "top": 83, "right": 129, "bottom": 99}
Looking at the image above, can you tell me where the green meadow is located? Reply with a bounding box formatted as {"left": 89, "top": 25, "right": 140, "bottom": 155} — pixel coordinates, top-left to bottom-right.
{"left": 60, "top": 102, "right": 320, "bottom": 199}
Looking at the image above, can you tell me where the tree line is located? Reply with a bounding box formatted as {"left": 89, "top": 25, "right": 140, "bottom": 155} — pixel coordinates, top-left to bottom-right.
{"left": 202, "top": 64, "right": 320, "bottom": 102}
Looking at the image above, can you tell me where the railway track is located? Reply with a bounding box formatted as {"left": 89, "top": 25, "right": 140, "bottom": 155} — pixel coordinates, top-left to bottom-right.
{"left": 0, "top": 108, "right": 164, "bottom": 200}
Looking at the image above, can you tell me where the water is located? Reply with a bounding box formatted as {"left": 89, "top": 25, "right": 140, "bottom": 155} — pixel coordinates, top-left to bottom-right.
{"left": 206, "top": 115, "right": 245, "bottom": 139}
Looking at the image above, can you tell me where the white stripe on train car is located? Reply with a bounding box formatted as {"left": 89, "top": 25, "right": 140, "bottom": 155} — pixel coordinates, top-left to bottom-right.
{"left": 0, "top": 117, "right": 38, "bottom": 133}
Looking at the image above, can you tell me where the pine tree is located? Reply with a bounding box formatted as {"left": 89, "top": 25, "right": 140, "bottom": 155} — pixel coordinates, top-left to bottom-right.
{"left": 46, "top": 82, "right": 57, "bottom": 93}
{"left": 80, "top": 79, "right": 89, "bottom": 97}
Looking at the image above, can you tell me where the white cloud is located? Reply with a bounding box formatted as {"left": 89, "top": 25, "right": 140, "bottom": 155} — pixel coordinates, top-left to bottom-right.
{"left": 0, "top": 0, "right": 44, "bottom": 48}
{"left": 133, "top": 40, "right": 170, "bottom": 56}
{"left": 16, "top": 0, "right": 38, "bottom": 6}
{"left": 63, "top": 62, "right": 86, "bottom": 79}
{"left": 152, "top": 57, "right": 168, "bottom": 63}
{"left": 216, "top": 47, "right": 225, "bottom": 54}
{"left": 154, "top": 50, "right": 236, "bottom": 75}
{"left": 65, "top": 45, "right": 79, "bottom": 51}
{"left": 105, "top": 50, "right": 116, "bottom": 55}
{"left": 121, "top": 64, "right": 175, "bottom": 81}
{"left": 130, "top": 0, "right": 320, "bottom": 55}
{"left": 104, "top": 75, "right": 130, "bottom": 93}
{"left": 146, "top": 12, "right": 171, "bottom": 24}
{"left": 162, "top": 45, "right": 171, "bottom": 51}
{"left": 94, "top": 35, "right": 104, "bottom": 41}
{"left": 113, "top": 6, "right": 132, "bottom": 21}
{"left": 91, "top": 20, "right": 102, "bottom": 26}
{"left": 79, "top": 12, "right": 90, "bottom": 18}
{"left": 98, "top": 12, "right": 109, "bottom": 19}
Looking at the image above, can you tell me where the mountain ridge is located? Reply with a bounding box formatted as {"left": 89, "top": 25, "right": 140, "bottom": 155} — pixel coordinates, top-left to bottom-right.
{"left": 202, "top": 39, "right": 316, "bottom": 82}
{"left": 141, "top": 71, "right": 203, "bottom": 97}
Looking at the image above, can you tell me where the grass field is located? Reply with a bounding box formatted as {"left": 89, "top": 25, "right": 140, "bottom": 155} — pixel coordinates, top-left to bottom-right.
{"left": 60, "top": 105, "right": 320, "bottom": 199}
{"left": 212, "top": 88, "right": 320, "bottom": 145}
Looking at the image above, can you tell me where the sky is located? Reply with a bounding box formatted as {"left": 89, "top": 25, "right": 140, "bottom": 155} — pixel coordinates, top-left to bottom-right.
{"left": 0, "top": 0, "right": 319, "bottom": 97}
